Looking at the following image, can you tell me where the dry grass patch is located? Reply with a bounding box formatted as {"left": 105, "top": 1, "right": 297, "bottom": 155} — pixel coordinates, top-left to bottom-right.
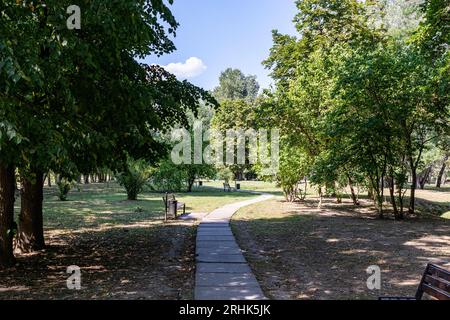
{"left": 232, "top": 195, "right": 450, "bottom": 300}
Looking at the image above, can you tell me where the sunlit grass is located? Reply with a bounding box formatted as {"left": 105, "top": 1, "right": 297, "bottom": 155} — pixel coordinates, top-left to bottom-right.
{"left": 13, "top": 182, "right": 259, "bottom": 231}
{"left": 202, "top": 180, "right": 283, "bottom": 195}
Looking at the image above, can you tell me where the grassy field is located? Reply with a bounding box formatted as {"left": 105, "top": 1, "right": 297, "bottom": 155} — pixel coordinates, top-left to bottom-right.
{"left": 0, "top": 183, "right": 257, "bottom": 300}
{"left": 204, "top": 181, "right": 450, "bottom": 217}
{"left": 232, "top": 186, "right": 450, "bottom": 300}
{"left": 202, "top": 180, "right": 283, "bottom": 195}
{"left": 35, "top": 183, "right": 258, "bottom": 232}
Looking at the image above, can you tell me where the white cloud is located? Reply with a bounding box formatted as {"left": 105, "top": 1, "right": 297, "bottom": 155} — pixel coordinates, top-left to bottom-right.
{"left": 163, "top": 57, "right": 207, "bottom": 79}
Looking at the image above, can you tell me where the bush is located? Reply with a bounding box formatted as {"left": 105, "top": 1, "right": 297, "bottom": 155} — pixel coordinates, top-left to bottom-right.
{"left": 116, "top": 158, "right": 151, "bottom": 200}
{"left": 217, "top": 167, "right": 234, "bottom": 184}
{"left": 56, "top": 178, "right": 73, "bottom": 201}
{"left": 149, "top": 160, "right": 187, "bottom": 192}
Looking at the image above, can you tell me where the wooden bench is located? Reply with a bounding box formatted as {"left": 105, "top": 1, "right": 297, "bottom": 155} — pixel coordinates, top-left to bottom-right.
{"left": 380, "top": 264, "right": 450, "bottom": 300}
{"left": 162, "top": 193, "right": 186, "bottom": 220}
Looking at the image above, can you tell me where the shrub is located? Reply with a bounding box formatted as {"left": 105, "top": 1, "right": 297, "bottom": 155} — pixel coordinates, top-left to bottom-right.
{"left": 217, "top": 167, "right": 234, "bottom": 184}
{"left": 56, "top": 178, "right": 73, "bottom": 201}
{"left": 116, "top": 158, "right": 151, "bottom": 201}
{"left": 149, "top": 160, "right": 187, "bottom": 192}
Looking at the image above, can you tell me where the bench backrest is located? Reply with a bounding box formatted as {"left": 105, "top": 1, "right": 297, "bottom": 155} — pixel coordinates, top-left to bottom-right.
{"left": 416, "top": 264, "right": 450, "bottom": 300}
{"left": 163, "top": 193, "right": 176, "bottom": 206}
{"left": 163, "top": 193, "right": 176, "bottom": 212}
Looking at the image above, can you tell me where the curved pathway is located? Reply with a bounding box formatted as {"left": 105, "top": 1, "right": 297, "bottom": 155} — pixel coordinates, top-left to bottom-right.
{"left": 194, "top": 192, "right": 273, "bottom": 300}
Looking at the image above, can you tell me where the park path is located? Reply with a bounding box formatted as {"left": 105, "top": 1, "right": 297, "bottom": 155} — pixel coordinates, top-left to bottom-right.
{"left": 194, "top": 192, "right": 273, "bottom": 300}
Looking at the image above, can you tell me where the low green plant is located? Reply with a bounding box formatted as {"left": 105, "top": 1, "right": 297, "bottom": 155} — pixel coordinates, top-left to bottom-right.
{"left": 56, "top": 178, "right": 73, "bottom": 201}
{"left": 116, "top": 158, "right": 152, "bottom": 201}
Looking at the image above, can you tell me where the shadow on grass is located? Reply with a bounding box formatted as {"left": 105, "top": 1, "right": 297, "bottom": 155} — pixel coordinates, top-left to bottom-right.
{"left": 232, "top": 202, "right": 450, "bottom": 300}
{"left": 3, "top": 183, "right": 269, "bottom": 300}
{"left": 36, "top": 184, "right": 262, "bottom": 231}
{"left": 423, "top": 185, "right": 450, "bottom": 193}
{"left": 0, "top": 222, "right": 196, "bottom": 300}
{"left": 414, "top": 198, "right": 450, "bottom": 218}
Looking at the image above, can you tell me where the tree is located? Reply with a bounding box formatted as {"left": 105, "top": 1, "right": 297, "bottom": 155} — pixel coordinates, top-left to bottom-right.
{"left": 0, "top": 164, "right": 16, "bottom": 267}
{"left": 413, "top": 0, "right": 450, "bottom": 59}
{"left": 56, "top": 177, "right": 73, "bottom": 201}
{"left": 277, "top": 145, "right": 312, "bottom": 202}
{"left": 326, "top": 38, "right": 448, "bottom": 218}
{"left": 263, "top": 0, "right": 376, "bottom": 205}
{"left": 116, "top": 158, "right": 152, "bottom": 201}
{"left": 150, "top": 159, "right": 216, "bottom": 193}
{"left": 149, "top": 160, "right": 188, "bottom": 192}
{"left": 217, "top": 167, "right": 235, "bottom": 184}
{"left": 212, "top": 68, "right": 260, "bottom": 102}
{"left": 165, "top": 103, "right": 217, "bottom": 192}
{"left": 212, "top": 99, "right": 258, "bottom": 181}
{"left": 366, "top": 0, "right": 423, "bottom": 37}
{"left": 263, "top": 0, "right": 448, "bottom": 220}
{"left": 0, "top": 0, "right": 213, "bottom": 263}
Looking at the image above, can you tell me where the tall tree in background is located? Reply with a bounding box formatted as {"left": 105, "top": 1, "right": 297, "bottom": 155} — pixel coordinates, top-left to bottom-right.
{"left": 211, "top": 68, "right": 261, "bottom": 181}
{"left": 263, "top": 0, "right": 377, "bottom": 202}
{"left": 212, "top": 68, "right": 260, "bottom": 102}
{"left": 212, "top": 99, "right": 258, "bottom": 180}
{"left": 263, "top": 0, "right": 449, "bottom": 217}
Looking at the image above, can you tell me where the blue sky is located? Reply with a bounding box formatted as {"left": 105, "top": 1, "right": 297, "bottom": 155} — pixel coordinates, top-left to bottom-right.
{"left": 142, "top": 0, "right": 298, "bottom": 91}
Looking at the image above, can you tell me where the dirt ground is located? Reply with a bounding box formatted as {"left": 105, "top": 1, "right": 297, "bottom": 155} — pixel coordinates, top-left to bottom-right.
{"left": 0, "top": 183, "right": 258, "bottom": 300}
{"left": 232, "top": 197, "right": 450, "bottom": 300}
{"left": 0, "top": 220, "right": 196, "bottom": 300}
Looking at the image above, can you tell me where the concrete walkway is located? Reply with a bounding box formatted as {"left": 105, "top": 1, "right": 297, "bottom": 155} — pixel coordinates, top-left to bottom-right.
{"left": 194, "top": 194, "right": 273, "bottom": 300}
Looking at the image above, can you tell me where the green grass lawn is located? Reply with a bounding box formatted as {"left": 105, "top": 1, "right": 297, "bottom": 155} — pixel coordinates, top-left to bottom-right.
{"left": 26, "top": 183, "right": 258, "bottom": 232}
{"left": 202, "top": 180, "right": 284, "bottom": 195}
{"left": 1, "top": 182, "right": 258, "bottom": 300}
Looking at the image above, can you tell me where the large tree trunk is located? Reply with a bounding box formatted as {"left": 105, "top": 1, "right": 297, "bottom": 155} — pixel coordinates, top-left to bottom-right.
{"left": 436, "top": 155, "right": 448, "bottom": 188}
{"left": 368, "top": 187, "right": 374, "bottom": 201}
{"left": 0, "top": 164, "right": 16, "bottom": 268}
{"left": 16, "top": 172, "right": 45, "bottom": 253}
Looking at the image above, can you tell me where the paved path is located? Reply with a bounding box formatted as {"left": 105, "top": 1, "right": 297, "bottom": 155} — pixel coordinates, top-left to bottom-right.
{"left": 194, "top": 193, "right": 273, "bottom": 300}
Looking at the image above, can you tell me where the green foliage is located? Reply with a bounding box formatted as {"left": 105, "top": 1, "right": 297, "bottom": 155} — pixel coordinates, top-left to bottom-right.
{"left": 217, "top": 167, "right": 235, "bottom": 184}
{"left": 163, "top": 103, "right": 217, "bottom": 192}
{"left": 412, "top": 0, "right": 450, "bottom": 57}
{"left": 211, "top": 99, "right": 259, "bottom": 180}
{"left": 0, "top": 0, "right": 214, "bottom": 182}
{"left": 263, "top": 0, "right": 449, "bottom": 217}
{"left": 56, "top": 178, "right": 73, "bottom": 202}
{"left": 212, "top": 99, "right": 257, "bottom": 130}
{"left": 277, "top": 146, "right": 312, "bottom": 202}
{"left": 116, "top": 158, "right": 152, "bottom": 201}
{"left": 212, "top": 68, "right": 260, "bottom": 102}
{"left": 149, "top": 160, "right": 187, "bottom": 193}
{"left": 366, "top": 0, "right": 423, "bottom": 37}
